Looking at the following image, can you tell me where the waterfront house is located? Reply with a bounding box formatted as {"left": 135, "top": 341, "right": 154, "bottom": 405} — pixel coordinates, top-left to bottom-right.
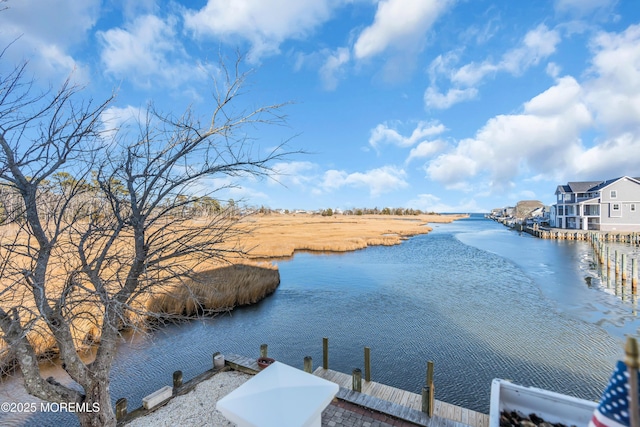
{"left": 553, "top": 176, "right": 640, "bottom": 231}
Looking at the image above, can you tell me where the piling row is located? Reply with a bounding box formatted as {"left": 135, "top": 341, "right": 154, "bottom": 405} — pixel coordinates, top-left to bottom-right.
{"left": 532, "top": 228, "right": 640, "bottom": 243}
{"left": 591, "top": 232, "right": 639, "bottom": 290}
{"left": 318, "top": 338, "right": 436, "bottom": 416}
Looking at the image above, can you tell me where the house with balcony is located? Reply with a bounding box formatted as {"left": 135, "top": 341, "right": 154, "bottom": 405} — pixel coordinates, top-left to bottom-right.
{"left": 554, "top": 176, "right": 640, "bottom": 231}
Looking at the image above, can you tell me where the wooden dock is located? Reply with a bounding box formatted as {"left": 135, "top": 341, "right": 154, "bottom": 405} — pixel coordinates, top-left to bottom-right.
{"left": 313, "top": 368, "right": 488, "bottom": 427}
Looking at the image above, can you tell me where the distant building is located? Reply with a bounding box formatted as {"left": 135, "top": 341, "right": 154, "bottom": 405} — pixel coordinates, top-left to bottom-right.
{"left": 553, "top": 176, "right": 640, "bottom": 231}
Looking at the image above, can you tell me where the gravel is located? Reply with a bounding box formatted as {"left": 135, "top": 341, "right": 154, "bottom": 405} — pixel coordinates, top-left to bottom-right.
{"left": 126, "top": 370, "right": 251, "bottom": 427}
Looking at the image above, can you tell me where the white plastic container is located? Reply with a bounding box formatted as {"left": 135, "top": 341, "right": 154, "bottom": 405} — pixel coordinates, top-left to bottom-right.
{"left": 489, "top": 379, "right": 598, "bottom": 427}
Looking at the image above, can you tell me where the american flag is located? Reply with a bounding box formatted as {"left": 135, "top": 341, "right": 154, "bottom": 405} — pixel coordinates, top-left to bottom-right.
{"left": 589, "top": 361, "right": 639, "bottom": 427}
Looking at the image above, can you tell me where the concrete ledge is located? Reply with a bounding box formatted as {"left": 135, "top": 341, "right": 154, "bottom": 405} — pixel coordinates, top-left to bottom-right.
{"left": 142, "top": 386, "right": 173, "bottom": 410}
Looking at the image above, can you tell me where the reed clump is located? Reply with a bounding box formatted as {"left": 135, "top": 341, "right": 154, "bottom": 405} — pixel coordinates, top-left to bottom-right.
{"left": 146, "top": 263, "right": 280, "bottom": 316}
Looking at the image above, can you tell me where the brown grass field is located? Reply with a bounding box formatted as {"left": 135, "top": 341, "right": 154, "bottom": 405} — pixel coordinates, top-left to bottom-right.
{"left": 0, "top": 213, "right": 465, "bottom": 368}
{"left": 237, "top": 213, "right": 465, "bottom": 258}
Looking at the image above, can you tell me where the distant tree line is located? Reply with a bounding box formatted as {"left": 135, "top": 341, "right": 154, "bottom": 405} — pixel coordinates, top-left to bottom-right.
{"left": 0, "top": 177, "right": 238, "bottom": 224}
{"left": 321, "top": 207, "right": 438, "bottom": 216}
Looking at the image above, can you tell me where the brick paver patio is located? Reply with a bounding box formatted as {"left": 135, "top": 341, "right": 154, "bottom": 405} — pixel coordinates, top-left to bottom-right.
{"left": 322, "top": 399, "right": 419, "bottom": 427}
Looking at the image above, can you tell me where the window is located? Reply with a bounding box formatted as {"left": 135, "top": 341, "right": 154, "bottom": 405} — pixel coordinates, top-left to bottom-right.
{"left": 632, "top": 204, "right": 637, "bottom": 212}
{"left": 611, "top": 190, "right": 617, "bottom": 198}
{"left": 611, "top": 203, "right": 621, "bottom": 217}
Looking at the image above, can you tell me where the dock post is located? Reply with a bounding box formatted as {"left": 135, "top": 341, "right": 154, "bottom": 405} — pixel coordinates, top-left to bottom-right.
{"left": 260, "top": 343, "right": 268, "bottom": 358}
{"left": 633, "top": 258, "right": 638, "bottom": 290}
{"left": 622, "top": 254, "right": 628, "bottom": 281}
{"left": 304, "top": 356, "right": 313, "bottom": 373}
{"left": 625, "top": 337, "right": 640, "bottom": 427}
{"left": 352, "top": 368, "right": 362, "bottom": 392}
{"left": 600, "top": 243, "right": 605, "bottom": 264}
{"left": 364, "top": 347, "right": 371, "bottom": 382}
{"left": 422, "top": 361, "right": 435, "bottom": 416}
{"left": 173, "top": 370, "right": 183, "bottom": 392}
{"left": 323, "top": 337, "right": 329, "bottom": 369}
{"left": 115, "top": 398, "right": 127, "bottom": 421}
{"left": 606, "top": 246, "right": 611, "bottom": 270}
{"left": 421, "top": 386, "right": 434, "bottom": 417}
{"left": 616, "top": 251, "right": 620, "bottom": 276}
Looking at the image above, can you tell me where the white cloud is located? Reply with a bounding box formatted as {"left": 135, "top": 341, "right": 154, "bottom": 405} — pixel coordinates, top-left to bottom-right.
{"left": 369, "top": 121, "right": 446, "bottom": 149}
{"left": 425, "top": 75, "right": 592, "bottom": 189}
{"left": 425, "top": 24, "right": 561, "bottom": 110}
{"left": 319, "top": 166, "right": 408, "bottom": 197}
{"left": 183, "top": 0, "right": 335, "bottom": 61}
{"left": 271, "top": 161, "right": 317, "bottom": 187}
{"left": 98, "top": 14, "right": 209, "bottom": 89}
{"left": 499, "top": 24, "right": 562, "bottom": 74}
{"left": 452, "top": 24, "right": 561, "bottom": 87}
{"left": 422, "top": 24, "right": 640, "bottom": 193}
{"left": 554, "top": 0, "right": 617, "bottom": 16}
{"left": 584, "top": 24, "right": 640, "bottom": 135}
{"left": 406, "top": 140, "right": 447, "bottom": 163}
{"left": 572, "top": 133, "right": 640, "bottom": 178}
{"left": 0, "top": 0, "right": 100, "bottom": 81}
{"left": 424, "top": 87, "right": 478, "bottom": 109}
{"left": 319, "top": 48, "right": 351, "bottom": 91}
{"left": 426, "top": 150, "right": 479, "bottom": 188}
{"left": 523, "top": 76, "right": 584, "bottom": 116}
{"left": 353, "top": 0, "right": 451, "bottom": 60}
{"left": 100, "top": 105, "right": 142, "bottom": 136}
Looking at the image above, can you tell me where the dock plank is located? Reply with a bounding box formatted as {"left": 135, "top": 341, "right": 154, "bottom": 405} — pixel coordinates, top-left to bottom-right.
{"left": 315, "top": 369, "right": 487, "bottom": 427}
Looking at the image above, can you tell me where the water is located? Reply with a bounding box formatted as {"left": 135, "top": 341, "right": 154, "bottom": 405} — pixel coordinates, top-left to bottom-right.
{"left": 2, "top": 215, "right": 639, "bottom": 426}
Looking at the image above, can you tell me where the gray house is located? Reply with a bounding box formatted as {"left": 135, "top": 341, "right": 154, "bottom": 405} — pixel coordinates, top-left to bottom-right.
{"left": 554, "top": 176, "right": 640, "bottom": 231}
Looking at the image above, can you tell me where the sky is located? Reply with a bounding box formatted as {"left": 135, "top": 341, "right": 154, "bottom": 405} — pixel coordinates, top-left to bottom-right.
{"left": 1, "top": 0, "right": 639, "bottom": 213}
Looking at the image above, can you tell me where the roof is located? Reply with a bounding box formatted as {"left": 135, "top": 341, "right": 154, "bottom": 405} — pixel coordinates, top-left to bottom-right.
{"left": 590, "top": 176, "right": 640, "bottom": 191}
{"left": 557, "top": 176, "right": 640, "bottom": 194}
{"left": 567, "top": 181, "right": 603, "bottom": 193}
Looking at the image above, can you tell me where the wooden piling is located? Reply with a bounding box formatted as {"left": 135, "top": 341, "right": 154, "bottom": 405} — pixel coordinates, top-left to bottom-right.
{"left": 304, "top": 356, "right": 313, "bottom": 373}
{"left": 616, "top": 250, "right": 620, "bottom": 276}
{"left": 323, "top": 337, "right": 329, "bottom": 369}
{"left": 606, "top": 246, "right": 611, "bottom": 270}
{"left": 352, "top": 368, "right": 362, "bottom": 392}
{"left": 622, "top": 254, "right": 628, "bottom": 281}
{"left": 633, "top": 258, "right": 638, "bottom": 290}
{"left": 173, "top": 370, "right": 183, "bottom": 390}
{"left": 115, "top": 398, "right": 127, "bottom": 421}
{"left": 364, "top": 347, "right": 371, "bottom": 382}
{"left": 421, "top": 361, "right": 435, "bottom": 416}
{"left": 625, "top": 337, "right": 640, "bottom": 427}
{"left": 260, "top": 343, "right": 268, "bottom": 358}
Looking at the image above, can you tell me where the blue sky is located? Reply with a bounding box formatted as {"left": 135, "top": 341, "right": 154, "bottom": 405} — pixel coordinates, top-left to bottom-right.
{"left": 1, "top": 0, "right": 639, "bottom": 212}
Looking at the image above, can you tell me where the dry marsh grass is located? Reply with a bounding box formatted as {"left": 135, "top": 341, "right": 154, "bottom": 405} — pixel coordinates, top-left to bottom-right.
{"left": 0, "top": 212, "right": 464, "bottom": 370}
{"left": 237, "top": 213, "right": 466, "bottom": 259}
{"left": 145, "top": 263, "right": 280, "bottom": 316}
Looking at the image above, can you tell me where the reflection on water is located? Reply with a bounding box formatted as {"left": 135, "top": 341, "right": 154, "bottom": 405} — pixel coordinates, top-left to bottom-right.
{"left": 1, "top": 215, "right": 637, "bottom": 425}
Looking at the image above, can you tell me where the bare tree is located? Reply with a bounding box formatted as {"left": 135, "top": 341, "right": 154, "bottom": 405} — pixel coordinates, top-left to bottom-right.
{"left": 0, "top": 49, "right": 293, "bottom": 426}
